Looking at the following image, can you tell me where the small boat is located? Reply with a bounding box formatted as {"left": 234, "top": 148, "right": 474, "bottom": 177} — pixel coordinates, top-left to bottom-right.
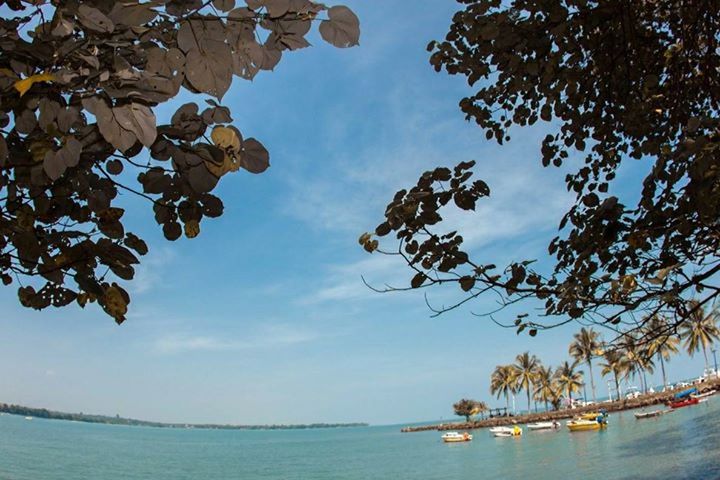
{"left": 441, "top": 431, "right": 472, "bottom": 443}
{"left": 489, "top": 426, "right": 513, "bottom": 434}
{"left": 668, "top": 397, "right": 700, "bottom": 408}
{"left": 634, "top": 410, "right": 666, "bottom": 419}
{"left": 527, "top": 421, "right": 560, "bottom": 430}
{"left": 567, "top": 419, "right": 606, "bottom": 431}
{"left": 493, "top": 425, "right": 522, "bottom": 437}
{"left": 567, "top": 411, "right": 608, "bottom": 432}
{"left": 691, "top": 390, "right": 716, "bottom": 400}
{"left": 24, "top": 416, "right": 33, "bottom": 420}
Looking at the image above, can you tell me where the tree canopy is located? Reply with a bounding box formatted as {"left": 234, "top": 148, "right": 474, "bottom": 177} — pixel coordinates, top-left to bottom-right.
{"left": 0, "top": 0, "right": 359, "bottom": 322}
{"left": 360, "top": 0, "right": 720, "bottom": 345}
{"left": 452, "top": 398, "right": 485, "bottom": 422}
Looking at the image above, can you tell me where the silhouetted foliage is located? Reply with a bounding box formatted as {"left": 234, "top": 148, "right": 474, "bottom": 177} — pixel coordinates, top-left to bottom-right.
{"left": 452, "top": 398, "right": 485, "bottom": 421}
{"left": 0, "top": 0, "right": 359, "bottom": 322}
{"left": 361, "top": 0, "right": 720, "bottom": 345}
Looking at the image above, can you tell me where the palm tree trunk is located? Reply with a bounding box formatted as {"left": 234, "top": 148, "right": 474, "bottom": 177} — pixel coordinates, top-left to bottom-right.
{"left": 659, "top": 354, "right": 667, "bottom": 388}
{"left": 702, "top": 344, "right": 709, "bottom": 368}
{"left": 588, "top": 360, "right": 596, "bottom": 402}
{"left": 527, "top": 389, "right": 531, "bottom": 413}
{"left": 614, "top": 373, "right": 620, "bottom": 400}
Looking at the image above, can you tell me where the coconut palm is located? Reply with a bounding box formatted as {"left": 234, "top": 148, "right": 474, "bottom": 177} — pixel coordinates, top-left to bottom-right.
{"left": 490, "top": 365, "right": 517, "bottom": 412}
{"left": 554, "top": 360, "right": 584, "bottom": 407}
{"left": 532, "top": 365, "right": 555, "bottom": 412}
{"left": 513, "top": 352, "right": 540, "bottom": 413}
{"left": 569, "top": 327, "right": 602, "bottom": 402}
{"left": 680, "top": 300, "right": 720, "bottom": 368}
{"left": 599, "top": 347, "right": 629, "bottom": 400}
{"left": 644, "top": 315, "right": 680, "bottom": 389}
{"left": 622, "top": 334, "right": 655, "bottom": 393}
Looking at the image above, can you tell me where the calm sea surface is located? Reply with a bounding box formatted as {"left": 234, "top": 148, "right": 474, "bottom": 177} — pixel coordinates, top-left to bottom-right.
{"left": 1, "top": 399, "right": 719, "bottom": 479}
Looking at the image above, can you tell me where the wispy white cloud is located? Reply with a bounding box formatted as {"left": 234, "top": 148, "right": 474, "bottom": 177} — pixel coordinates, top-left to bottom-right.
{"left": 279, "top": 65, "right": 574, "bottom": 306}
{"left": 152, "top": 323, "right": 329, "bottom": 355}
{"left": 130, "top": 246, "right": 177, "bottom": 295}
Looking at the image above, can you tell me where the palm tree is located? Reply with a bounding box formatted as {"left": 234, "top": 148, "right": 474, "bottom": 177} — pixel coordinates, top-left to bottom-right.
{"left": 599, "top": 347, "right": 629, "bottom": 400}
{"left": 644, "top": 315, "right": 680, "bottom": 389}
{"left": 554, "top": 360, "right": 584, "bottom": 407}
{"left": 489, "top": 365, "right": 517, "bottom": 412}
{"left": 532, "top": 365, "right": 555, "bottom": 412}
{"left": 680, "top": 300, "right": 720, "bottom": 368}
{"left": 569, "top": 327, "right": 602, "bottom": 402}
{"left": 622, "top": 334, "right": 655, "bottom": 393}
{"left": 513, "top": 352, "right": 540, "bottom": 413}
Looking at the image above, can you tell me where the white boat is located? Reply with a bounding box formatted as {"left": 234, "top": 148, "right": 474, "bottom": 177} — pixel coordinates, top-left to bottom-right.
{"left": 634, "top": 409, "right": 667, "bottom": 419}
{"left": 527, "top": 421, "right": 560, "bottom": 430}
{"left": 493, "top": 425, "right": 522, "bottom": 437}
{"left": 691, "top": 390, "right": 716, "bottom": 400}
{"left": 489, "top": 426, "right": 513, "bottom": 434}
{"left": 441, "top": 431, "right": 472, "bottom": 443}
{"left": 24, "top": 416, "right": 33, "bottom": 420}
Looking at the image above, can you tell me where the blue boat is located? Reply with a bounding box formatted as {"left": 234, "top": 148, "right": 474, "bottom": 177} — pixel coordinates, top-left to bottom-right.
{"left": 674, "top": 388, "right": 698, "bottom": 399}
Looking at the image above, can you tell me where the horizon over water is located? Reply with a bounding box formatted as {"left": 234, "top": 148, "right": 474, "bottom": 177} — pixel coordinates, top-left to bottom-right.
{"left": 1, "top": 399, "right": 719, "bottom": 479}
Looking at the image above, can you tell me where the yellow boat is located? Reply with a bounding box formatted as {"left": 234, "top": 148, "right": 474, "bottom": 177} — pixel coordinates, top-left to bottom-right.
{"left": 567, "top": 411, "right": 608, "bottom": 432}
{"left": 566, "top": 419, "right": 606, "bottom": 431}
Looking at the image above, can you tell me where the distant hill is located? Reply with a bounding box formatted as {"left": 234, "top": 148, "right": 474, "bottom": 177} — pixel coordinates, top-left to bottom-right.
{"left": 0, "top": 403, "right": 368, "bottom": 430}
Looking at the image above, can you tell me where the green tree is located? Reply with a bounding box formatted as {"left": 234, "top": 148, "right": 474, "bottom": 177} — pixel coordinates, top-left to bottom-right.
{"left": 622, "top": 334, "right": 655, "bottom": 393}
{"left": 644, "top": 315, "right": 680, "bottom": 389}
{"left": 532, "top": 365, "right": 555, "bottom": 412}
{"left": 680, "top": 300, "right": 720, "bottom": 368}
{"left": 490, "top": 364, "right": 517, "bottom": 412}
{"left": 453, "top": 398, "right": 483, "bottom": 422}
{"left": 513, "top": 352, "right": 540, "bottom": 413}
{"left": 361, "top": 0, "right": 720, "bottom": 347}
{"left": 0, "top": 0, "right": 359, "bottom": 322}
{"left": 554, "top": 361, "right": 583, "bottom": 407}
{"left": 599, "top": 348, "right": 628, "bottom": 401}
{"left": 568, "top": 327, "right": 602, "bottom": 402}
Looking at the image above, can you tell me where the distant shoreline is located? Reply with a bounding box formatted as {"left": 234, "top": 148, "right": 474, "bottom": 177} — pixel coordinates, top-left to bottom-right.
{"left": 0, "top": 403, "right": 367, "bottom": 430}
{"left": 401, "top": 378, "right": 720, "bottom": 432}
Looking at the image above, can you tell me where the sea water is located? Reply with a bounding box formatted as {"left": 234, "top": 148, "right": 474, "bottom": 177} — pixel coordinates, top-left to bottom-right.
{"left": 1, "top": 399, "right": 719, "bottom": 479}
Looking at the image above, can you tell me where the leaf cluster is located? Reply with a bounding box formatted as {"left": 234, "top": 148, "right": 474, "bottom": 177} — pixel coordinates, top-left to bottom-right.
{"left": 0, "top": 0, "right": 359, "bottom": 322}
{"left": 364, "top": 0, "right": 720, "bottom": 345}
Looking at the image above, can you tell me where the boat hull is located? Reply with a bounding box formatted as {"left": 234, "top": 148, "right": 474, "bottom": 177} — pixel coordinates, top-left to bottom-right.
{"left": 634, "top": 410, "right": 664, "bottom": 419}
{"left": 441, "top": 432, "right": 472, "bottom": 443}
{"left": 527, "top": 422, "right": 559, "bottom": 430}
{"left": 442, "top": 437, "right": 472, "bottom": 443}
{"left": 668, "top": 397, "right": 700, "bottom": 408}
{"left": 567, "top": 420, "right": 606, "bottom": 432}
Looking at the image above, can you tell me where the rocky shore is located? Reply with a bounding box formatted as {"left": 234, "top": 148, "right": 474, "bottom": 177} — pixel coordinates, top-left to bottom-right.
{"left": 401, "top": 378, "right": 720, "bottom": 432}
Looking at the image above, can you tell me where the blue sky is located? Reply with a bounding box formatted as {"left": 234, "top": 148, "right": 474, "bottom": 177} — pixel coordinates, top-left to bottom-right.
{"left": 0, "top": 1, "right": 715, "bottom": 426}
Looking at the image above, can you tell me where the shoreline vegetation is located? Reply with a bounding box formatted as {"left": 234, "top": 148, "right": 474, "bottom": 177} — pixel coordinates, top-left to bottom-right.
{"left": 0, "top": 403, "right": 367, "bottom": 431}
{"left": 401, "top": 378, "right": 720, "bottom": 433}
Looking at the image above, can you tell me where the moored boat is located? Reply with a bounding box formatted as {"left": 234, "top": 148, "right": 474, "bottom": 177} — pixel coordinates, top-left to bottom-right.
{"left": 441, "top": 431, "right": 472, "bottom": 443}
{"left": 690, "top": 389, "right": 716, "bottom": 400}
{"left": 668, "top": 397, "right": 700, "bottom": 408}
{"left": 567, "top": 419, "right": 606, "bottom": 431}
{"left": 489, "top": 426, "right": 513, "bottom": 434}
{"left": 493, "top": 425, "right": 522, "bottom": 437}
{"left": 634, "top": 409, "right": 667, "bottom": 419}
{"left": 527, "top": 421, "right": 560, "bottom": 430}
{"left": 567, "top": 410, "right": 608, "bottom": 432}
